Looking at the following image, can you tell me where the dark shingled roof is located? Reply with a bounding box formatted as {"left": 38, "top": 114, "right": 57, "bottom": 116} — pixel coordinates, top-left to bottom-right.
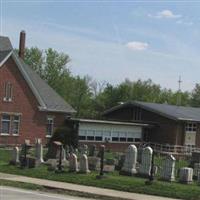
{"left": 0, "top": 36, "right": 75, "bottom": 114}
{"left": 0, "top": 36, "right": 13, "bottom": 63}
{"left": 103, "top": 101, "right": 200, "bottom": 122}
{"left": 17, "top": 55, "right": 75, "bottom": 113}
{"left": 0, "top": 36, "right": 13, "bottom": 51}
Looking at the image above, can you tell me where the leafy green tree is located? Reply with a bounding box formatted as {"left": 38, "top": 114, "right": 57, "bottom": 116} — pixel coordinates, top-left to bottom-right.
{"left": 22, "top": 47, "right": 193, "bottom": 119}
{"left": 190, "top": 84, "right": 200, "bottom": 107}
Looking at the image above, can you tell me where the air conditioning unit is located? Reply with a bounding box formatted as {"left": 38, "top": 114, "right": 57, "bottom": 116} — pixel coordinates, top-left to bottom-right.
{"left": 104, "top": 137, "right": 111, "bottom": 142}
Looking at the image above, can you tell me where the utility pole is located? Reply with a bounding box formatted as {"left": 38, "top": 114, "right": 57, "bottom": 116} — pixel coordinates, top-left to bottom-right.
{"left": 177, "top": 76, "right": 182, "bottom": 106}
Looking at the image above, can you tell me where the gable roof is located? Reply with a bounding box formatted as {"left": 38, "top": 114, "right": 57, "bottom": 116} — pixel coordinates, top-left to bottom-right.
{"left": 0, "top": 36, "right": 76, "bottom": 114}
{"left": 0, "top": 36, "right": 12, "bottom": 51}
{"left": 0, "top": 36, "right": 13, "bottom": 64}
{"left": 103, "top": 101, "right": 200, "bottom": 122}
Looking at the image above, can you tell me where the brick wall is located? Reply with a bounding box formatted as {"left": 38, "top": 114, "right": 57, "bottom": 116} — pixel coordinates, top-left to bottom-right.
{"left": 79, "top": 141, "right": 141, "bottom": 153}
{"left": 0, "top": 57, "right": 66, "bottom": 145}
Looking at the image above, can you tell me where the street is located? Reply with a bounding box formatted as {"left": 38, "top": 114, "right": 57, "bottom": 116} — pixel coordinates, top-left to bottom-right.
{"left": 0, "top": 186, "right": 95, "bottom": 200}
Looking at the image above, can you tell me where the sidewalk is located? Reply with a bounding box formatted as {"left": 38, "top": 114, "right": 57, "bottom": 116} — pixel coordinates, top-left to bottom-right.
{"left": 0, "top": 172, "right": 180, "bottom": 200}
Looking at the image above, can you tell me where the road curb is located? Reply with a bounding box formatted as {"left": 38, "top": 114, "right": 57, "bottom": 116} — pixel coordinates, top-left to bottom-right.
{"left": 0, "top": 179, "right": 131, "bottom": 200}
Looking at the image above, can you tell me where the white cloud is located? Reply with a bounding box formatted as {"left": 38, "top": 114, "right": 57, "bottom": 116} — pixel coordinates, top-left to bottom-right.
{"left": 149, "top": 10, "right": 181, "bottom": 19}
{"left": 126, "top": 41, "right": 149, "bottom": 51}
{"left": 176, "top": 20, "right": 193, "bottom": 26}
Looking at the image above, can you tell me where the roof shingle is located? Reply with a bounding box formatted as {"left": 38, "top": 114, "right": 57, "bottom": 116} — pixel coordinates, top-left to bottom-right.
{"left": 104, "top": 101, "right": 200, "bottom": 122}
{"left": 0, "top": 36, "right": 75, "bottom": 114}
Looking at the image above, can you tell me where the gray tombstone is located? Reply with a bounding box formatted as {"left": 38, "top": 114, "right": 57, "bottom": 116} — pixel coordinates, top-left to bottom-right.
{"left": 46, "top": 159, "right": 57, "bottom": 171}
{"left": 35, "top": 138, "right": 44, "bottom": 164}
{"left": 161, "top": 154, "right": 176, "bottom": 181}
{"left": 65, "top": 145, "right": 70, "bottom": 159}
{"left": 137, "top": 147, "right": 143, "bottom": 163}
{"left": 88, "top": 157, "right": 100, "bottom": 171}
{"left": 79, "top": 154, "right": 90, "bottom": 173}
{"left": 121, "top": 145, "right": 137, "bottom": 175}
{"left": 197, "top": 172, "right": 200, "bottom": 185}
{"left": 89, "top": 145, "right": 96, "bottom": 157}
{"left": 138, "top": 146, "right": 153, "bottom": 176}
{"left": 82, "top": 145, "right": 88, "bottom": 155}
{"left": 179, "top": 167, "right": 193, "bottom": 184}
{"left": 62, "top": 147, "right": 67, "bottom": 161}
{"left": 193, "top": 163, "right": 200, "bottom": 178}
{"left": 11, "top": 146, "right": 20, "bottom": 165}
{"left": 69, "top": 153, "right": 78, "bottom": 172}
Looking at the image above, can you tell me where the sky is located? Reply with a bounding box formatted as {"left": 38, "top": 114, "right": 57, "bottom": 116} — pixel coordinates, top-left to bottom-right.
{"left": 1, "top": 0, "right": 200, "bottom": 91}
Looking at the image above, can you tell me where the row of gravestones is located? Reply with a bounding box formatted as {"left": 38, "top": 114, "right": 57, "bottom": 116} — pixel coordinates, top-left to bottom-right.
{"left": 10, "top": 139, "right": 44, "bottom": 167}
{"left": 122, "top": 144, "right": 200, "bottom": 184}
{"left": 10, "top": 140, "right": 97, "bottom": 173}
{"left": 10, "top": 140, "right": 200, "bottom": 184}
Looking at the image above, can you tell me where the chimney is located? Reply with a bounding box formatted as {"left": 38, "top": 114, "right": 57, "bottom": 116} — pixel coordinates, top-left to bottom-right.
{"left": 19, "top": 30, "right": 26, "bottom": 59}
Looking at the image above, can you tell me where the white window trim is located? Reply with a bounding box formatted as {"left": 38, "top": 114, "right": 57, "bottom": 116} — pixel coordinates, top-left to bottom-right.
{"left": 46, "top": 116, "right": 54, "bottom": 137}
{"left": 1, "top": 114, "right": 11, "bottom": 135}
{"left": 78, "top": 128, "right": 142, "bottom": 143}
{"left": 0, "top": 113, "right": 21, "bottom": 136}
{"left": 3, "top": 82, "right": 13, "bottom": 102}
{"left": 185, "top": 122, "right": 197, "bottom": 133}
{"left": 12, "top": 116, "right": 20, "bottom": 135}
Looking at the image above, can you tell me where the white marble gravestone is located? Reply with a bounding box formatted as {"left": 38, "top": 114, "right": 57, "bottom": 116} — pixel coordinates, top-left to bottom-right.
{"left": 79, "top": 154, "right": 90, "bottom": 173}
{"left": 121, "top": 145, "right": 137, "bottom": 175}
{"left": 35, "top": 138, "right": 44, "bottom": 164}
{"left": 11, "top": 146, "right": 20, "bottom": 164}
{"left": 161, "top": 154, "right": 176, "bottom": 181}
{"left": 62, "top": 147, "right": 67, "bottom": 161}
{"left": 179, "top": 167, "right": 193, "bottom": 184}
{"left": 138, "top": 146, "right": 153, "bottom": 176}
{"left": 69, "top": 153, "right": 78, "bottom": 172}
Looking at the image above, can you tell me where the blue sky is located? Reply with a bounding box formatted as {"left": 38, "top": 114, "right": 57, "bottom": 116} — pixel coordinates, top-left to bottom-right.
{"left": 1, "top": 1, "right": 200, "bottom": 91}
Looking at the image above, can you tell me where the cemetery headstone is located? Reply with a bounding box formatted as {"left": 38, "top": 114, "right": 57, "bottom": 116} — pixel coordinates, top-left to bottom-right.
{"left": 20, "top": 139, "right": 32, "bottom": 168}
{"left": 62, "top": 146, "right": 67, "bottom": 161}
{"left": 53, "top": 141, "right": 63, "bottom": 172}
{"left": 79, "top": 154, "right": 90, "bottom": 173}
{"left": 161, "top": 154, "right": 176, "bottom": 181}
{"left": 10, "top": 146, "right": 20, "bottom": 165}
{"left": 65, "top": 145, "right": 70, "bottom": 159}
{"left": 197, "top": 172, "right": 200, "bottom": 185}
{"left": 121, "top": 145, "right": 137, "bottom": 175}
{"left": 69, "top": 145, "right": 74, "bottom": 153}
{"left": 96, "top": 145, "right": 105, "bottom": 179}
{"left": 46, "top": 159, "right": 57, "bottom": 171}
{"left": 193, "top": 163, "right": 200, "bottom": 178}
{"left": 82, "top": 144, "right": 88, "bottom": 155}
{"left": 191, "top": 152, "right": 200, "bottom": 167}
{"left": 103, "top": 165, "right": 115, "bottom": 172}
{"left": 137, "top": 147, "right": 143, "bottom": 163}
{"left": 88, "top": 156, "right": 100, "bottom": 171}
{"left": 116, "top": 154, "right": 126, "bottom": 171}
{"left": 179, "top": 167, "right": 193, "bottom": 184}
{"left": 35, "top": 138, "right": 44, "bottom": 165}
{"left": 138, "top": 146, "right": 153, "bottom": 177}
{"left": 89, "top": 144, "right": 96, "bottom": 157}
{"left": 69, "top": 153, "right": 78, "bottom": 172}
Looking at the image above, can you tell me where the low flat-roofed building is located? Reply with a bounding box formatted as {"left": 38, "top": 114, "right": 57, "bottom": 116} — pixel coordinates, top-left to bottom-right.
{"left": 66, "top": 118, "right": 151, "bottom": 152}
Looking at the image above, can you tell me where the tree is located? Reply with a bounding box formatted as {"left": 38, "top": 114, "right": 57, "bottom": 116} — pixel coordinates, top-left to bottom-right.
{"left": 190, "top": 84, "right": 200, "bottom": 107}
{"left": 23, "top": 46, "right": 193, "bottom": 119}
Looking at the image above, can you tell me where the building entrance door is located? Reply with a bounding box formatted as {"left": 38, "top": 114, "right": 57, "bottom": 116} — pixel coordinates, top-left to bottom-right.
{"left": 184, "top": 132, "right": 196, "bottom": 146}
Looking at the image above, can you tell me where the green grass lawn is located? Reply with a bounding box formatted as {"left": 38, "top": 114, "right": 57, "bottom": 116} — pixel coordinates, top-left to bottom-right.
{"left": 0, "top": 149, "right": 200, "bottom": 200}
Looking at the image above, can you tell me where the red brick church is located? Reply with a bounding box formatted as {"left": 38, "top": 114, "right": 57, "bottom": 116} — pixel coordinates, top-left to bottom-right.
{"left": 0, "top": 31, "right": 75, "bottom": 145}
